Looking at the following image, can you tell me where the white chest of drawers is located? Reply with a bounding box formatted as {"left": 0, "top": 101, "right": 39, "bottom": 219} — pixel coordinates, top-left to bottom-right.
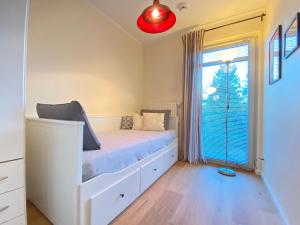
{"left": 0, "top": 186, "right": 25, "bottom": 224}
{"left": 0, "top": 160, "right": 26, "bottom": 224}
{"left": 0, "top": 0, "right": 29, "bottom": 224}
{"left": 0, "top": 160, "right": 25, "bottom": 195}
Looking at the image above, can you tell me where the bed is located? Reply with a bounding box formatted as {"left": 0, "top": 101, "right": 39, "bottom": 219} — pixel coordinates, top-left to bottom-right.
{"left": 83, "top": 130, "right": 177, "bottom": 181}
{"left": 26, "top": 104, "right": 178, "bottom": 225}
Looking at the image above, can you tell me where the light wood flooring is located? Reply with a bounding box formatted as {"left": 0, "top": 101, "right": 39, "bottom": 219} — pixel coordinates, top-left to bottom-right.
{"left": 27, "top": 162, "right": 282, "bottom": 225}
{"left": 27, "top": 201, "right": 52, "bottom": 225}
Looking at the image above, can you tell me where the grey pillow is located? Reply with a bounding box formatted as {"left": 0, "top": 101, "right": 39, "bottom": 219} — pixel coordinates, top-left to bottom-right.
{"left": 36, "top": 101, "right": 101, "bottom": 151}
{"left": 141, "top": 109, "right": 171, "bottom": 130}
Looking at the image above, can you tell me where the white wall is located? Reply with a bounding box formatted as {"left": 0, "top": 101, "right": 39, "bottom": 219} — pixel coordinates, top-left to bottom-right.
{"left": 262, "top": 1, "right": 300, "bottom": 225}
{"left": 26, "top": 0, "right": 143, "bottom": 116}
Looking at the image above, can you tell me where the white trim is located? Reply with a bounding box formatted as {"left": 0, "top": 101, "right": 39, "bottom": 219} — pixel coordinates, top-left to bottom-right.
{"left": 26, "top": 117, "right": 85, "bottom": 126}
{"left": 202, "top": 56, "right": 249, "bottom": 67}
{"left": 248, "top": 37, "right": 257, "bottom": 169}
{"left": 261, "top": 175, "right": 290, "bottom": 225}
{"left": 26, "top": 115, "right": 178, "bottom": 132}
{"left": 88, "top": 114, "right": 124, "bottom": 118}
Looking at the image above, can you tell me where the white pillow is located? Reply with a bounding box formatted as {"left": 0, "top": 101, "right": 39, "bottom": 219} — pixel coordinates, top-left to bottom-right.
{"left": 132, "top": 113, "right": 143, "bottom": 130}
{"left": 143, "top": 113, "right": 165, "bottom": 131}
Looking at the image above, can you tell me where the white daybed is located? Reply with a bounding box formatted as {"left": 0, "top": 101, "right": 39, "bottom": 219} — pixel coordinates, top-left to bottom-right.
{"left": 26, "top": 113, "right": 178, "bottom": 225}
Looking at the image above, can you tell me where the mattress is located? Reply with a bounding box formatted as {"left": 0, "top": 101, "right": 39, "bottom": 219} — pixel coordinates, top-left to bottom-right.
{"left": 82, "top": 129, "right": 177, "bottom": 182}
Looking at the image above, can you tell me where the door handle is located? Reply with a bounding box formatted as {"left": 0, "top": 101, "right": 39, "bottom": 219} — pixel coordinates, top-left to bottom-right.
{"left": 0, "top": 206, "right": 9, "bottom": 213}
{"left": 0, "top": 176, "right": 8, "bottom": 182}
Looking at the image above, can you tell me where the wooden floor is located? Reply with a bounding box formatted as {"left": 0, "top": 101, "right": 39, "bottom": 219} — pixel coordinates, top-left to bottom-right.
{"left": 27, "top": 162, "right": 282, "bottom": 225}
{"left": 27, "top": 201, "right": 52, "bottom": 225}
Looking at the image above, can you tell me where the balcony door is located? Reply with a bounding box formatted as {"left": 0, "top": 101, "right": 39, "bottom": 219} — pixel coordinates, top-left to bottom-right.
{"left": 202, "top": 40, "right": 255, "bottom": 169}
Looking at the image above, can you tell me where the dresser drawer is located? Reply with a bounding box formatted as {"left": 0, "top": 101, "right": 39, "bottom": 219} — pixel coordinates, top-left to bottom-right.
{"left": 2, "top": 215, "right": 25, "bottom": 225}
{"left": 90, "top": 169, "right": 140, "bottom": 225}
{"left": 140, "top": 154, "right": 164, "bottom": 193}
{"left": 0, "top": 188, "right": 25, "bottom": 224}
{"left": 0, "top": 159, "right": 24, "bottom": 195}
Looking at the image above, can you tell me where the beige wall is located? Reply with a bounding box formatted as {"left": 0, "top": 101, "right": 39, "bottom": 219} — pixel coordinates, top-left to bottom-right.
{"left": 143, "top": 18, "right": 265, "bottom": 170}
{"left": 26, "top": 0, "right": 143, "bottom": 116}
{"left": 26, "top": 0, "right": 300, "bottom": 223}
{"left": 143, "top": 32, "right": 183, "bottom": 104}
{"left": 143, "top": 18, "right": 265, "bottom": 104}
{"left": 263, "top": 1, "right": 300, "bottom": 225}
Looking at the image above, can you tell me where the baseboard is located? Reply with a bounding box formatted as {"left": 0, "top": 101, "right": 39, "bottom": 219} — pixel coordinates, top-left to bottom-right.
{"left": 255, "top": 169, "right": 262, "bottom": 175}
{"left": 261, "top": 175, "right": 290, "bottom": 225}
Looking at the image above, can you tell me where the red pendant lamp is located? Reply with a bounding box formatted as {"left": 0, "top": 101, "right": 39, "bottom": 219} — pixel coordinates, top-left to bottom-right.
{"left": 137, "top": 0, "right": 176, "bottom": 34}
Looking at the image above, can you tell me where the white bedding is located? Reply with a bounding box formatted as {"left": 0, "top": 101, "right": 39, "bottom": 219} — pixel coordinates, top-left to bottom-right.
{"left": 82, "top": 129, "right": 177, "bottom": 182}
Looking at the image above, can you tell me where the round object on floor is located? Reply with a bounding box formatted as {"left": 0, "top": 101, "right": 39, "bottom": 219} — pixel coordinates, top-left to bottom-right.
{"left": 218, "top": 167, "right": 236, "bottom": 177}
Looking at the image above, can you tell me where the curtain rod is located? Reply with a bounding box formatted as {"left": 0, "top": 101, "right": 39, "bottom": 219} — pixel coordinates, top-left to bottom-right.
{"left": 205, "top": 13, "right": 266, "bottom": 32}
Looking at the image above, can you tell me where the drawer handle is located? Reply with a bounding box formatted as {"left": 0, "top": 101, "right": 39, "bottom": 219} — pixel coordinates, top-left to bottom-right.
{"left": 120, "top": 194, "right": 125, "bottom": 198}
{"left": 171, "top": 155, "right": 175, "bottom": 158}
{"left": 0, "top": 176, "right": 8, "bottom": 182}
{"left": 153, "top": 168, "right": 157, "bottom": 172}
{"left": 0, "top": 206, "right": 9, "bottom": 213}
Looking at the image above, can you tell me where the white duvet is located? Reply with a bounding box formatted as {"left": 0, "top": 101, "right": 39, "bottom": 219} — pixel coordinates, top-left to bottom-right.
{"left": 82, "top": 129, "right": 177, "bottom": 182}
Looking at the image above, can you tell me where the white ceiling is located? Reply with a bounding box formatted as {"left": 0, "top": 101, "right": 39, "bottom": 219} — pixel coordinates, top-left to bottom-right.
{"left": 88, "top": 0, "right": 267, "bottom": 43}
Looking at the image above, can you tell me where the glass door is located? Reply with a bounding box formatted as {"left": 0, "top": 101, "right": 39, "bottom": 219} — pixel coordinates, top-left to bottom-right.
{"left": 202, "top": 41, "right": 254, "bottom": 168}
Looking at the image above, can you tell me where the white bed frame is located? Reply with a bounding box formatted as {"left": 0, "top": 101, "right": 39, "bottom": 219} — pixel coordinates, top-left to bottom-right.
{"left": 26, "top": 111, "right": 178, "bottom": 225}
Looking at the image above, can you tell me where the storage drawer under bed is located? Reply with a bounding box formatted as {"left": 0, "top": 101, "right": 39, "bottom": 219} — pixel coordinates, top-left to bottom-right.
{"left": 90, "top": 169, "right": 140, "bottom": 225}
{"left": 162, "top": 147, "right": 178, "bottom": 172}
{"left": 140, "top": 146, "right": 177, "bottom": 193}
{"left": 140, "top": 153, "right": 164, "bottom": 193}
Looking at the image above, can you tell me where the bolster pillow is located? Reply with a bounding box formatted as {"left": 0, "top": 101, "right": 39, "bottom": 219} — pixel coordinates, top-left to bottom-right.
{"left": 36, "top": 101, "right": 101, "bottom": 151}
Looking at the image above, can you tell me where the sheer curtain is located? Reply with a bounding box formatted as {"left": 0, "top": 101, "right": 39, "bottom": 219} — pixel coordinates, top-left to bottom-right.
{"left": 180, "top": 30, "right": 206, "bottom": 164}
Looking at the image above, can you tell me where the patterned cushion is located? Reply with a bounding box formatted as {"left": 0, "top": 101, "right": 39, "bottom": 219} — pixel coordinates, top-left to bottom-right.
{"left": 120, "top": 116, "right": 133, "bottom": 129}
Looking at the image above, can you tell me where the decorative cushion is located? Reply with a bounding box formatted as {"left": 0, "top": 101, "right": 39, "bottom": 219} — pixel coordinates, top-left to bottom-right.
{"left": 36, "top": 101, "right": 101, "bottom": 151}
{"left": 143, "top": 113, "right": 165, "bottom": 131}
{"left": 120, "top": 116, "right": 133, "bottom": 129}
{"left": 132, "top": 113, "right": 143, "bottom": 130}
{"left": 141, "top": 109, "right": 171, "bottom": 130}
